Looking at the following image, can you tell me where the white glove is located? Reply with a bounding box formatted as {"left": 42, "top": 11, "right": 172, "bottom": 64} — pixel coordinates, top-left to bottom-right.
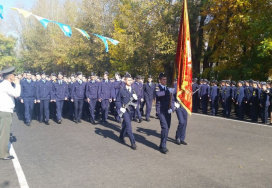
{"left": 120, "top": 107, "right": 126, "bottom": 113}
{"left": 169, "top": 88, "right": 175, "bottom": 94}
{"left": 132, "top": 94, "right": 138, "bottom": 100}
{"left": 168, "top": 109, "right": 173, "bottom": 114}
{"left": 175, "top": 102, "right": 180, "bottom": 108}
{"left": 141, "top": 98, "right": 144, "bottom": 102}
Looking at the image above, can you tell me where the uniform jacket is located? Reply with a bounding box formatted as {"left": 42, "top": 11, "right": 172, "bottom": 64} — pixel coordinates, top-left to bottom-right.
{"left": 21, "top": 79, "right": 36, "bottom": 99}
{"left": 86, "top": 81, "right": 100, "bottom": 99}
{"left": 98, "top": 80, "right": 112, "bottom": 100}
{"left": 155, "top": 84, "right": 175, "bottom": 114}
{"left": 71, "top": 80, "right": 86, "bottom": 100}
{"left": 52, "top": 80, "right": 69, "bottom": 101}
{"left": 36, "top": 79, "right": 52, "bottom": 100}
{"left": 143, "top": 82, "right": 155, "bottom": 100}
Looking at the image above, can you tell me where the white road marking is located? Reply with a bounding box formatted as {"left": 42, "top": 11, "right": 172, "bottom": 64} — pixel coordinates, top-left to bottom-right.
{"left": 151, "top": 106, "right": 271, "bottom": 128}
{"left": 9, "top": 144, "right": 29, "bottom": 188}
{"left": 192, "top": 113, "right": 272, "bottom": 128}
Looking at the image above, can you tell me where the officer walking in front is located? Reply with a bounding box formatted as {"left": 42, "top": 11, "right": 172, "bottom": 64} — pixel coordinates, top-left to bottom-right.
{"left": 36, "top": 71, "right": 52, "bottom": 125}
{"left": 51, "top": 72, "right": 69, "bottom": 124}
{"left": 117, "top": 73, "right": 137, "bottom": 150}
{"left": 155, "top": 73, "right": 175, "bottom": 154}
{"left": 20, "top": 71, "right": 36, "bottom": 126}
{"left": 143, "top": 75, "right": 155, "bottom": 122}
{"left": 86, "top": 72, "right": 99, "bottom": 124}
{"left": 173, "top": 83, "right": 188, "bottom": 145}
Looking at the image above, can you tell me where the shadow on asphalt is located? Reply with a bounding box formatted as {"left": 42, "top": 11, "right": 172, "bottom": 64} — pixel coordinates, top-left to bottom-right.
{"left": 95, "top": 121, "right": 160, "bottom": 151}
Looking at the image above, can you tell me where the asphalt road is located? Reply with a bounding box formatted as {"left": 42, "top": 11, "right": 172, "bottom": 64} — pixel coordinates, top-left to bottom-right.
{"left": 1, "top": 111, "right": 272, "bottom": 188}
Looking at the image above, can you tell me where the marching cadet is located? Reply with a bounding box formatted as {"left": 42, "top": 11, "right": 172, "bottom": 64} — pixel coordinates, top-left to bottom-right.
{"left": 155, "top": 73, "right": 175, "bottom": 154}
{"left": 249, "top": 81, "right": 259, "bottom": 122}
{"left": 173, "top": 83, "right": 188, "bottom": 145}
{"left": 231, "top": 81, "right": 237, "bottom": 116}
{"left": 132, "top": 75, "right": 144, "bottom": 123}
{"left": 259, "top": 82, "right": 270, "bottom": 124}
{"left": 86, "top": 72, "right": 100, "bottom": 124}
{"left": 98, "top": 71, "right": 113, "bottom": 124}
{"left": 219, "top": 80, "right": 226, "bottom": 115}
{"left": 68, "top": 75, "right": 76, "bottom": 120}
{"left": 36, "top": 71, "right": 52, "bottom": 125}
{"left": 71, "top": 72, "right": 86, "bottom": 124}
{"left": 199, "top": 79, "right": 209, "bottom": 114}
{"left": 235, "top": 81, "right": 245, "bottom": 120}
{"left": 51, "top": 72, "right": 69, "bottom": 124}
{"left": 192, "top": 78, "right": 199, "bottom": 113}
{"left": 20, "top": 71, "right": 36, "bottom": 126}
{"left": 209, "top": 80, "right": 219, "bottom": 116}
{"left": 111, "top": 72, "right": 124, "bottom": 123}
{"left": 223, "top": 81, "right": 232, "bottom": 118}
{"left": 143, "top": 75, "right": 155, "bottom": 122}
{"left": 49, "top": 73, "right": 57, "bottom": 120}
{"left": 117, "top": 73, "right": 137, "bottom": 150}
{"left": 268, "top": 82, "right": 272, "bottom": 125}
{"left": 95, "top": 77, "right": 102, "bottom": 121}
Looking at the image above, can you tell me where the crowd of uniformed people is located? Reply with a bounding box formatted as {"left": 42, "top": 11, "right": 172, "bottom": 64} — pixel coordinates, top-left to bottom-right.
{"left": 192, "top": 78, "right": 272, "bottom": 125}
{"left": 1, "top": 70, "right": 188, "bottom": 154}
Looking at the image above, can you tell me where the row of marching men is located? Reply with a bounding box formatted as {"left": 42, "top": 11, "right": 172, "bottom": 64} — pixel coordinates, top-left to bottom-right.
{"left": 192, "top": 79, "right": 272, "bottom": 125}
{"left": 15, "top": 71, "right": 188, "bottom": 153}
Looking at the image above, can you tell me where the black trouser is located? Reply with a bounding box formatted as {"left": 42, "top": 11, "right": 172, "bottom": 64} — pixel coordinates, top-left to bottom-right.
{"left": 74, "top": 99, "right": 84, "bottom": 121}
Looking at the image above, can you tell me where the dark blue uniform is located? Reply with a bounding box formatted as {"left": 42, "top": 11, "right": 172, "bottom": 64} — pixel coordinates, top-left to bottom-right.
{"left": 155, "top": 85, "right": 175, "bottom": 149}
{"left": 192, "top": 83, "right": 199, "bottom": 113}
{"left": 86, "top": 80, "right": 100, "bottom": 123}
{"left": 36, "top": 79, "right": 52, "bottom": 123}
{"left": 200, "top": 84, "right": 209, "bottom": 114}
{"left": 132, "top": 81, "right": 144, "bottom": 121}
{"left": 219, "top": 86, "right": 226, "bottom": 115}
{"left": 174, "top": 85, "right": 188, "bottom": 142}
{"left": 117, "top": 87, "right": 136, "bottom": 146}
{"left": 68, "top": 82, "right": 74, "bottom": 120}
{"left": 112, "top": 80, "right": 125, "bottom": 123}
{"left": 223, "top": 86, "right": 232, "bottom": 117}
{"left": 210, "top": 85, "right": 219, "bottom": 116}
{"left": 71, "top": 80, "right": 86, "bottom": 122}
{"left": 52, "top": 80, "right": 69, "bottom": 121}
{"left": 21, "top": 79, "right": 36, "bottom": 124}
{"left": 235, "top": 86, "right": 245, "bottom": 120}
{"left": 259, "top": 90, "right": 270, "bottom": 124}
{"left": 98, "top": 79, "right": 113, "bottom": 122}
{"left": 249, "top": 87, "right": 259, "bottom": 122}
{"left": 143, "top": 82, "right": 155, "bottom": 120}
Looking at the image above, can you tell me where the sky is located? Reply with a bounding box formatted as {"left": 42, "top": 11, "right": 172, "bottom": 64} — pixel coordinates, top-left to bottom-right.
{"left": 0, "top": 0, "right": 36, "bottom": 35}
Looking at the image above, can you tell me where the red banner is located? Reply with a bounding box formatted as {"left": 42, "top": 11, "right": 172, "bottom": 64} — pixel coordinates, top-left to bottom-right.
{"left": 175, "top": 0, "right": 192, "bottom": 115}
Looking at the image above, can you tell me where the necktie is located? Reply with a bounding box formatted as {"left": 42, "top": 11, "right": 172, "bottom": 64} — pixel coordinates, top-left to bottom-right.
{"left": 43, "top": 80, "right": 45, "bottom": 83}
{"left": 105, "top": 80, "right": 108, "bottom": 83}
{"left": 149, "top": 83, "right": 151, "bottom": 86}
{"left": 79, "top": 80, "right": 82, "bottom": 84}
{"left": 60, "top": 80, "right": 62, "bottom": 85}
